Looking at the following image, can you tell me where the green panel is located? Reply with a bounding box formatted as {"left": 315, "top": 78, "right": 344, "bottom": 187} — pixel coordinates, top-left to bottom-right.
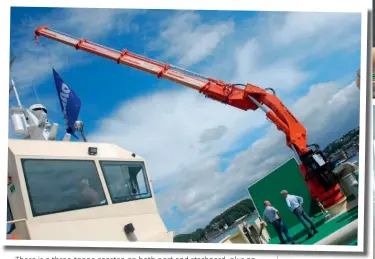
{"left": 248, "top": 158, "right": 321, "bottom": 239}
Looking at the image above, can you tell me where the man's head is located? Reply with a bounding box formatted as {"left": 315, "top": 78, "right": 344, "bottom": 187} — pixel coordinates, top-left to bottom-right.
{"left": 264, "top": 200, "right": 271, "bottom": 207}
{"left": 280, "top": 190, "right": 288, "bottom": 198}
{"left": 80, "top": 179, "right": 89, "bottom": 189}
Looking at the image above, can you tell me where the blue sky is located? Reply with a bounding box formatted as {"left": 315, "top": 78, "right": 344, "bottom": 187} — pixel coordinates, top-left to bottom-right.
{"left": 9, "top": 7, "right": 362, "bottom": 233}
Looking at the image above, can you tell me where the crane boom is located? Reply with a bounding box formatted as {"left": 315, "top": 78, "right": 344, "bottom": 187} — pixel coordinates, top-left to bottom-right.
{"left": 34, "top": 26, "right": 345, "bottom": 209}
{"left": 34, "top": 26, "right": 306, "bottom": 154}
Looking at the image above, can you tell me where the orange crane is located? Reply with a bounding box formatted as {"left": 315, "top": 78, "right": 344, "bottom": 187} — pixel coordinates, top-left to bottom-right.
{"left": 34, "top": 26, "right": 345, "bottom": 209}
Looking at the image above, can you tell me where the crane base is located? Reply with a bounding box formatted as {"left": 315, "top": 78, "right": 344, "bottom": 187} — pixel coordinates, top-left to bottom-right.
{"left": 316, "top": 184, "right": 346, "bottom": 209}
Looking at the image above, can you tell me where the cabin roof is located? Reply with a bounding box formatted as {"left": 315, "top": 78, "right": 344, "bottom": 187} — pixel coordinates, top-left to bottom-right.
{"left": 8, "top": 139, "right": 144, "bottom": 161}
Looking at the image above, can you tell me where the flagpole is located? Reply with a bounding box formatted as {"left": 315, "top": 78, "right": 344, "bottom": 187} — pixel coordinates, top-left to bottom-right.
{"left": 74, "top": 121, "right": 87, "bottom": 142}
{"left": 80, "top": 130, "right": 88, "bottom": 142}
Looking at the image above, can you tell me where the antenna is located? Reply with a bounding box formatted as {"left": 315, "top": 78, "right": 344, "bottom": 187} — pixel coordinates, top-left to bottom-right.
{"left": 9, "top": 56, "right": 22, "bottom": 108}
{"left": 10, "top": 56, "right": 16, "bottom": 67}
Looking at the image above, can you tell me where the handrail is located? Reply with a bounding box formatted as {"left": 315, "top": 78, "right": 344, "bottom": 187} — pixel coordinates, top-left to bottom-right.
{"left": 7, "top": 218, "right": 27, "bottom": 224}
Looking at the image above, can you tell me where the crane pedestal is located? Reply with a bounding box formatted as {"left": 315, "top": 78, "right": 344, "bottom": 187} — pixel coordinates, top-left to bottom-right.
{"left": 317, "top": 184, "right": 346, "bottom": 208}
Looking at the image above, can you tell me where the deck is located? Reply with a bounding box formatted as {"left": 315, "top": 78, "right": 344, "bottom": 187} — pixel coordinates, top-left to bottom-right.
{"left": 267, "top": 206, "right": 358, "bottom": 245}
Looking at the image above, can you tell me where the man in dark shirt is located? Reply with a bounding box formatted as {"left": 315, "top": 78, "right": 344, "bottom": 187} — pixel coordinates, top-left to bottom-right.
{"left": 262, "top": 200, "right": 296, "bottom": 244}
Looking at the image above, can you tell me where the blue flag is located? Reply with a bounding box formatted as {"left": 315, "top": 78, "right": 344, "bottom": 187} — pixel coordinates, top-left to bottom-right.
{"left": 53, "top": 69, "right": 81, "bottom": 139}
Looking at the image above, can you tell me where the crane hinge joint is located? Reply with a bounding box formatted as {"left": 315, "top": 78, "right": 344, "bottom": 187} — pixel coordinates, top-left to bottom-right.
{"left": 75, "top": 39, "right": 88, "bottom": 50}
{"left": 199, "top": 81, "right": 211, "bottom": 94}
{"left": 117, "top": 49, "right": 129, "bottom": 64}
{"left": 157, "top": 63, "right": 170, "bottom": 78}
{"left": 199, "top": 79, "right": 222, "bottom": 93}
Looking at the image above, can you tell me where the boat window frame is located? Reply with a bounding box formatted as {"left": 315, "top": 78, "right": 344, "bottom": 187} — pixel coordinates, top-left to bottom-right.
{"left": 99, "top": 160, "right": 153, "bottom": 204}
{"left": 7, "top": 199, "right": 14, "bottom": 221}
{"left": 20, "top": 158, "right": 109, "bottom": 217}
{"left": 7, "top": 199, "right": 16, "bottom": 234}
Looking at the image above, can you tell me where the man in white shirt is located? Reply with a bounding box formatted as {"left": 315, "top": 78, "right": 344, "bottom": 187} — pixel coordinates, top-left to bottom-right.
{"left": 281, "top": 190, "right": 318, "bottom": 239}
{"left": 262, "top": 200, "right": 296, "bottom": 244}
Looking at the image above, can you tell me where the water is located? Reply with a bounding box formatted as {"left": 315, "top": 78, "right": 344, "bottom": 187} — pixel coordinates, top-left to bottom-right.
{"left": 344, "top": 153, "right": 359, "bottom": 164}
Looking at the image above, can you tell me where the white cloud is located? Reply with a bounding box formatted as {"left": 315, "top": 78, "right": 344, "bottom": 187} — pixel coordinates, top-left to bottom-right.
{"left": 201, "top": 11, "right": 360, "bottom": 92}
{"left": 90, "top": 88, "right": 266, "bottom": 181}
{"left": 269, "top": 12, "right": 361, "bottom": 52}
{"left": 148, "top": 11, "right": 234, "bottom": 67}
{"left": 232, "top": 38, "right": 312, "bottom": 91}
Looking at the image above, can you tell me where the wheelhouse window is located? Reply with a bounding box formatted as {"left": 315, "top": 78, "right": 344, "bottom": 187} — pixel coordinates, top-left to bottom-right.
{"left": 100, "top": 161, "right": 152, "bottom": 203}
{"left": 21, "top": 159, "right": 108, "bottom": 217}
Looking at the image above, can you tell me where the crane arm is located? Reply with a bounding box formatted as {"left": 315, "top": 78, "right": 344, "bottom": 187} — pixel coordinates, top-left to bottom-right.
{"left": 34, "top": 26, "right": 309, "bottom": 155}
